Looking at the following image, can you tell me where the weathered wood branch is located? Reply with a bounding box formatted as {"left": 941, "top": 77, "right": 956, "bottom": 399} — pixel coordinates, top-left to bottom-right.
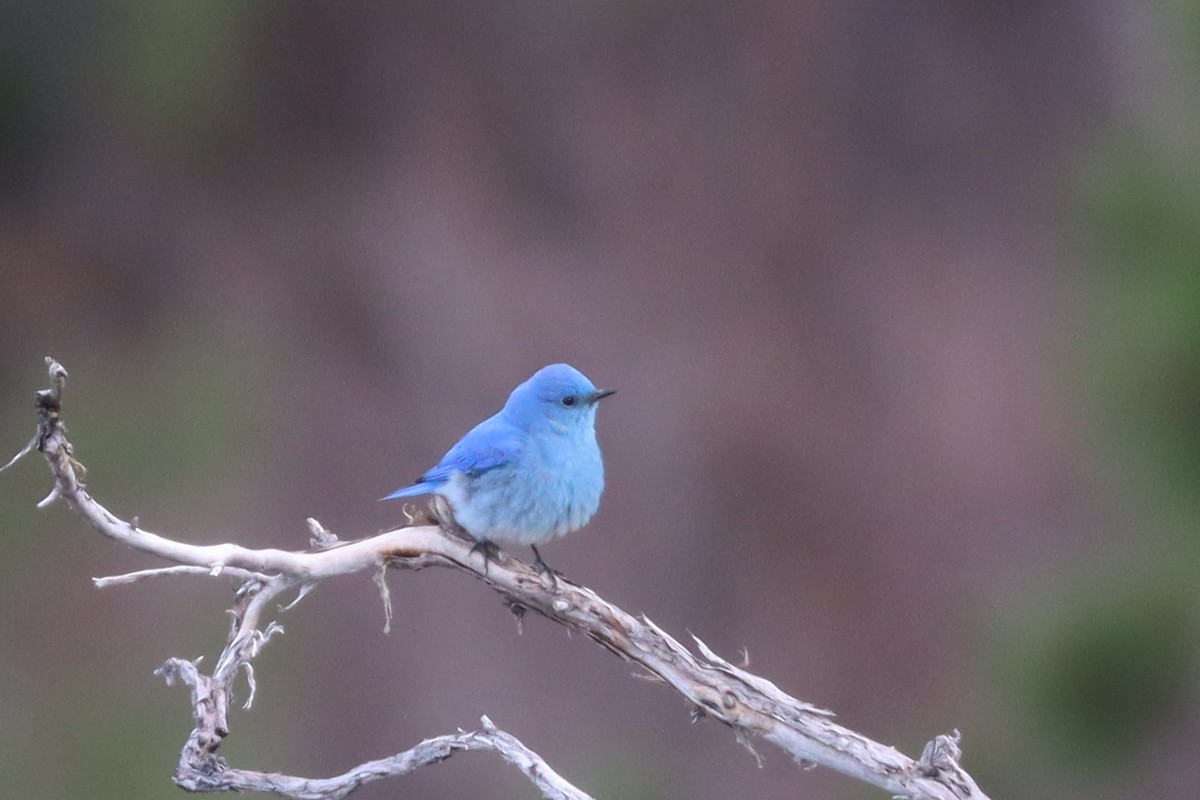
{"left": 8, "top": 357, "right": 990, "bottom": 800}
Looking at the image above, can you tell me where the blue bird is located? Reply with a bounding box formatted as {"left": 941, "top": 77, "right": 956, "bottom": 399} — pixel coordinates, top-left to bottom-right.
{"left": 383, "top": 363, "right": 614, "bottom": 579}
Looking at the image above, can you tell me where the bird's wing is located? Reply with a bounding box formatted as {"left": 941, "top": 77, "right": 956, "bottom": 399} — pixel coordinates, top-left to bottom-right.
{"left": 422, "top": 421, "right": 525, "bottom": 482}
{"left": 380, "top": 416, "right": 524, "bottom": 501}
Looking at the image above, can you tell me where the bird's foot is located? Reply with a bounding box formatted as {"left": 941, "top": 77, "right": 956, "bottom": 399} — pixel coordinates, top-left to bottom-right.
{"left": 530, "top": 545, "right": 562, "bottom": 591}
{"left": 469, "top": 538, "right": 503, "bottom": 576}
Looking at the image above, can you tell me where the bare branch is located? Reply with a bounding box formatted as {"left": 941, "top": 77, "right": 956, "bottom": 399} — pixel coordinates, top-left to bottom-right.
{"left": 14, "top": 358, "right": 990, "bottom": 800}
{"left": 476, "top": 715, "right": 595, "bottom": 800}
{"left": 155, "top": 660, "right": 592, "bottom": 800}
{"left": 94, "top": 565, "right": 272, "bottom": 588}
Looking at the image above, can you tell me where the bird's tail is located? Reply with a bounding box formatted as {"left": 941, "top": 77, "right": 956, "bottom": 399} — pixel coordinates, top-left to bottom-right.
{"left": 379, "top": 483, "right": 434, "bottom": 502}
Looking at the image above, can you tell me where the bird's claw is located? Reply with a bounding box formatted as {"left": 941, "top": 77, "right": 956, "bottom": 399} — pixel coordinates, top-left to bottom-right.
{"left": 469, "top": 538, "right": 502, "bottom": 576}
{"left": 530, "top": 545, "right": 562, "bottom": 591}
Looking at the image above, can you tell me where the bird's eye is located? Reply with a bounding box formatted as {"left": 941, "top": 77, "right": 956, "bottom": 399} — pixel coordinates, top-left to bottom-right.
{"left": 561, "top": 395, "right": 577, "bottom": 407}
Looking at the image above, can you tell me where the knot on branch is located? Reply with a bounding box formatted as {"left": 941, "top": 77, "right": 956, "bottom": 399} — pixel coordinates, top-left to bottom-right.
{"left": 35, "top": 356, "right": 69, "bottom": 446}
{"left": 175, "top": 752, "right": 233, "bottom": 791}
{"left": 917, "top": 730, "right": 962, "bottom": 776}
{"left": 915, "top": 730, "right": 982, "bottom": 798}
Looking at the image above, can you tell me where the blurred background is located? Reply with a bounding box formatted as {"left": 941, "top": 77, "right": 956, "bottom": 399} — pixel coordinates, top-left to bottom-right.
{"left": 2, "top": 2, "right": 1199, "bottom": 799}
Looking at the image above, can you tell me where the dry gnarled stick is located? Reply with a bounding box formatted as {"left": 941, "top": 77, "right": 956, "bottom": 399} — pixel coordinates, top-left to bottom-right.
{"left": 5, "top": 357, "right": 991, "bottom": 800}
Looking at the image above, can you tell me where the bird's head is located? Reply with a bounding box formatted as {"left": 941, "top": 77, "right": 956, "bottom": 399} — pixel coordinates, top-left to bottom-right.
{"left": 504, "top": 363, "right": 615, "bottom": 431}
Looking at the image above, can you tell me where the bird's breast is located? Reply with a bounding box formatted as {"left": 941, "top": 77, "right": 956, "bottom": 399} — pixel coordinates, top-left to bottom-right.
{"left": 443, "top": 430, "right": 604, "bottom": 545}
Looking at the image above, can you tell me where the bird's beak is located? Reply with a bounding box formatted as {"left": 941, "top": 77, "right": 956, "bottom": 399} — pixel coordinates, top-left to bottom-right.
{"left": 589, "top": 388, "right": 616, "bottom": 405}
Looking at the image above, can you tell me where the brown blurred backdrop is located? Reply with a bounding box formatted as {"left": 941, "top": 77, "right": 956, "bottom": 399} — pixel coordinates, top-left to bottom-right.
{"left": 3, "top": 3, "right": 1200, "bottom": 799}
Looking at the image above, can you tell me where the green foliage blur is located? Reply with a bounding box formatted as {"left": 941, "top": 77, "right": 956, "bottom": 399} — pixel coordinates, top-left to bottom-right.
{"left": 989, "top": 5, "right": 1200, "bottom": 788}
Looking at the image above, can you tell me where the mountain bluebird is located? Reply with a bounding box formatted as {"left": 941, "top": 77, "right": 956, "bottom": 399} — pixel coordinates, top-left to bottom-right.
{"left": 382, "top": 363, "right": 614, "bottom": 579}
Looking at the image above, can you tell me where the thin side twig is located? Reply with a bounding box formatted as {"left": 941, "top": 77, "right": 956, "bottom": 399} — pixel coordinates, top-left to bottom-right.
{"left": 93, "top": 564, "right": 271, "bottom": 588}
